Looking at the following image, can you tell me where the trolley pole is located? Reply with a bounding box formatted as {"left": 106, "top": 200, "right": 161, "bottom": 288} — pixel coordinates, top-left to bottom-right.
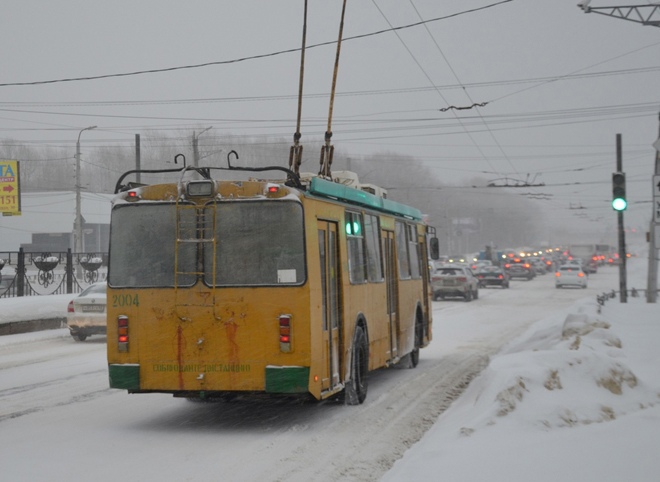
{"left": 616, "top": 134, "right": 628, "bottom": 302}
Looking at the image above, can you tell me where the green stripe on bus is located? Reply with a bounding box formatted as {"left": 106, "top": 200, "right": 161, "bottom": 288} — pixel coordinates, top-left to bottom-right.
{"left": 265, "top": 366, "right": 310, "bottom": 393}
{"left": 109, "top": 364, "right": 140, "bottom": 390}
{"left": 308, "top": 177, "right": 422, "bottom": 220}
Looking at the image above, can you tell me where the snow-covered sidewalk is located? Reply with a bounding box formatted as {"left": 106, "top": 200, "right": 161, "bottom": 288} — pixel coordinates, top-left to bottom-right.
{"left": 383, "top": 294, "right": 660, "bottom": 482}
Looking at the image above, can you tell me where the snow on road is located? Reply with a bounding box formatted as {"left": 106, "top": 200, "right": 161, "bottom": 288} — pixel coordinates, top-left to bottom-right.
{"left": 1, "top": 259, "right": 655, "bottom": 481}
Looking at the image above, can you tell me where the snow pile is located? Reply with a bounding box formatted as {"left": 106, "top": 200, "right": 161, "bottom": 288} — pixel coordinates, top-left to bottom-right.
{"left": 461, "top": 301, "right": 658, "bottom": 434}
{"left": 384, "top": 296, "right": 660, "bottom": 482}
{"left": 0, "top": 294, "right": 71, "bottom": 324}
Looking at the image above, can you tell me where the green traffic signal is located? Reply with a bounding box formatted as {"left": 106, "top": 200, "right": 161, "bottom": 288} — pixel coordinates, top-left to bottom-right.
{"left": 611, "top": 172, "right": 626, "bottom": 211}
{"left": 612, "top": 197, "right": 627, "bottom": 211}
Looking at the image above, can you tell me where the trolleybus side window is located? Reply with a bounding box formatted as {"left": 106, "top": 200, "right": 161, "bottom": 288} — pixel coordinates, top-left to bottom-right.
{"left": 395, "top": 221, "right": 423, "bottom": 281}
{"left": 408, "top": 224, "right": 421, "bottom": 280}
{"left": 364, "top": 213, "right": 383, "bottom": 282}
{"left": 395, "top": 221, "right": 411, "bottom": 279}
{"left": 108, "top": 203, "right": 197, "bottom": 288}
{"left": 203, "top": 201, "right": 305, "bottom": 286}
{"left": 346, "top": 211, "right": 366, "bottom": 284}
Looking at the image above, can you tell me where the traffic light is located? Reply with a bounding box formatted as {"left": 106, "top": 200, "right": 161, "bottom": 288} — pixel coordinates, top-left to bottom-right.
{"left": 611, "top": 172, "right": 627, "bottom": 211}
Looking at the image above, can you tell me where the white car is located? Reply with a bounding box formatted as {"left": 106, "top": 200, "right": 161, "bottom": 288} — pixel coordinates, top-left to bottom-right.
{"left": 555, "top": 265, "right": 587, "bottom": 289}
{"left": 66, "top": 282, "right": 107, "bottom": 341}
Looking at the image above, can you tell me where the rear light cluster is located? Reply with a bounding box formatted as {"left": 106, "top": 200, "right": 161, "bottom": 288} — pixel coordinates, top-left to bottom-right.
{"left": 279, "top": 314, "right": 292, "bottom": 353}
{"left": 117, "top": 315, "right": 129, "bottom": 352}
{"left": 67, "top": 300, "right": 74, "bottom": 313}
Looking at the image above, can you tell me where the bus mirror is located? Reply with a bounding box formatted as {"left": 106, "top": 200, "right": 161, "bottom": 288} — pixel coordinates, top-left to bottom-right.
{"left": 430, "top": 238, "right": 440, "bottom": 260}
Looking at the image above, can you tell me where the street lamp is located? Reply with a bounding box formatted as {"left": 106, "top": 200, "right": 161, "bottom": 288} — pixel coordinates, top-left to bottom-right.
{"left": 192, "top": 126, "right": 213, "bottom": 167}
{"left": 75, "top": 125, "right": 97, "bottom": 256}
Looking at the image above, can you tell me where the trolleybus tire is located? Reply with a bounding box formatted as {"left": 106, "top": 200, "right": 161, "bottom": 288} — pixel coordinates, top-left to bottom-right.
{"left": 75, "top": 333, "right": 87, "bottom": 342}
{"left": 345, "top": 326, "right": 368, "bottom": 405}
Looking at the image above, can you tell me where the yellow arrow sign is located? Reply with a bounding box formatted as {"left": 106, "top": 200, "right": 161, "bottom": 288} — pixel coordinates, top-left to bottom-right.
{"left": 0, "top": 160, "right": 21, "bottom": 215}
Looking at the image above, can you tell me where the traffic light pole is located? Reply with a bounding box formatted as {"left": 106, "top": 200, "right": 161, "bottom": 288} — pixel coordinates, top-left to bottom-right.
{"left": 616, "top": 134, "right": 627, "bottom": 302}
{"left": 647, "top": 113, "right": 660, "bottom": 303}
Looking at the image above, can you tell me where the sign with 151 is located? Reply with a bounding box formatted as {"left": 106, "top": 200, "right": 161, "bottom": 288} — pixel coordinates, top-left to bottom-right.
{"left": 1, "top": 160, "right": 21, "bottom": 215}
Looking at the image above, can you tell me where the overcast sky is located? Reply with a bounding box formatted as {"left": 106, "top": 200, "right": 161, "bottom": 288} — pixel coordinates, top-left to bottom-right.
{"left": 1, "top": 0, "right": 659, "bottom": 236}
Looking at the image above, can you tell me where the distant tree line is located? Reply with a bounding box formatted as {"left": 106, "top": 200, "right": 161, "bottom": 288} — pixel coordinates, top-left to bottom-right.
{"left": 1, "top": 134, "right": 549, "bottom": 254}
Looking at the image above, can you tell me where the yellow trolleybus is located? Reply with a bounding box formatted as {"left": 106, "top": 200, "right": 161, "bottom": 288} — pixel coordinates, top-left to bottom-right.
{"left": 107, "top": 161, "right": 438, "bottom": 404}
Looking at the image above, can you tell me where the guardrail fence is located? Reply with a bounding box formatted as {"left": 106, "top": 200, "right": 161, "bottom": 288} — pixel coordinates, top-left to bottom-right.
{"left": 0, "top": 248, "right": 107, "bottom": 298}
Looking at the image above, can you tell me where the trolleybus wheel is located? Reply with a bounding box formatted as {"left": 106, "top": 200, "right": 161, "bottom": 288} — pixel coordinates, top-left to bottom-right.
{"left": 345, "top": 326, "right": 368, "bottom": 405}
{"left": 75, "top": 333, "right": 87, "bottom": 341}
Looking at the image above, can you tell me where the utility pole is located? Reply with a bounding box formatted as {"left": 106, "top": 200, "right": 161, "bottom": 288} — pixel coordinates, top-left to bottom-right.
{"left": 615, "top": 134, "right": 627, "bottom": 302}
{"left": 135, "top": 134, "right": 141, "bottom": 184}
{"left": 74, "top": 125, "right": 97, "bottom": 257}
{"left": 648, "top": 113, "right": 660, "bottom": 302}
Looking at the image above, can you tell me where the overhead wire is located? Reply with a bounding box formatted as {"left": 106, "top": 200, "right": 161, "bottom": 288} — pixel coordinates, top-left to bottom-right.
{"left": 407, "top": 0, "right": 519, "bottom": 177}
{"left": 0, "top": 1, "right": 514, "bottom": 88}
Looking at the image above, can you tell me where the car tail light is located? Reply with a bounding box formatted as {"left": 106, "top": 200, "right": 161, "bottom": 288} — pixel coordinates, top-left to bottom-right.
{"left": 498, "top": 274, "right": 503, "bottom": 279}
{"left": 578, "top": 272, "right": 585, "bottom": 278}
{"left": 279, "top": 314, "right": 292, "bottom": 353}
{"left": 504, "top": 263, "right": 511, "bottom": 269}
{"left": 555, "top": 272, "right": 561, "bottom": 277}
{"left": 117, "top": 315, "right": 129, "bottom": 352}
{"left": 67, "top": 300, "right": 74, "bottom": 313}
{"left": 524, "top": 263, "right": 531, "bottom": 269}
{"left": 457, "top": 277, "right": 467, "bottom": 282}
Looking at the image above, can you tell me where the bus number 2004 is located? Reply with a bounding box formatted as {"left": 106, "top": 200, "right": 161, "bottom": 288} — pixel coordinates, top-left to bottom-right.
{"left": 112, "top": 294, "right": 140, "bottom": 308}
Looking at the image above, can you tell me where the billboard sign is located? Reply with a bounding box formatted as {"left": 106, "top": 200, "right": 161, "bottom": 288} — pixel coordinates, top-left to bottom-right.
{"left": 1, "top": 160, "right": 21, "bottom": 216}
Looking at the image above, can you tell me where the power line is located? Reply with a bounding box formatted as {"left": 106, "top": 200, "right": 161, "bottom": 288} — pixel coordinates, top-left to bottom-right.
{"left": 0, "top": 0, "right": 514, "bottom": 88}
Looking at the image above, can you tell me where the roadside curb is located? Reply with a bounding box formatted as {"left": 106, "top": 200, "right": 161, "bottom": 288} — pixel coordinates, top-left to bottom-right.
{"left": 0, "top": 318, "right": 67, "bottom": 336}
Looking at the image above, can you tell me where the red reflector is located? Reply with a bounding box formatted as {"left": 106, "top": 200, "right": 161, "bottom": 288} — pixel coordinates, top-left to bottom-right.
{"left": 118, "top": 316, "right": 129, "bottom": 327}
{"left": 279, "top": 316, "right": 290, "bottom": 327}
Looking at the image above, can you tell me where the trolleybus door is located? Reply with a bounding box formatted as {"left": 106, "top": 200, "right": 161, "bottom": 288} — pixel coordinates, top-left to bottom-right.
{"left": 318, "top": 221, "right": 341, "bottom": 392}
{"left": 383, "top": 230, "right": 399, "bottom": 359}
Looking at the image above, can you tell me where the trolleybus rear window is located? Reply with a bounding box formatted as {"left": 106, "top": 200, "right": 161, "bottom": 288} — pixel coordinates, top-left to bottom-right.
{"left": 109, "top": 203, "right": 197, "bottom": 287}
{"left": 203, "top": 201, "right": 305, "bottom": 286}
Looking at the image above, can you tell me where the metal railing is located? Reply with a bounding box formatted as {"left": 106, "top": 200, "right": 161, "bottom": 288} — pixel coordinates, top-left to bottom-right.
{"left": 0, "top": 248, "right": 107, "bottom": 298}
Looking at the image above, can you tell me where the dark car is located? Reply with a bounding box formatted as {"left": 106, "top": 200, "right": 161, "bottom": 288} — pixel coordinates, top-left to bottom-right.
{"left": 503, "top": 258, "right": 535, "bottom": 280}
{"left": 475, "top": 266, "right": 510, "bottom": 288}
